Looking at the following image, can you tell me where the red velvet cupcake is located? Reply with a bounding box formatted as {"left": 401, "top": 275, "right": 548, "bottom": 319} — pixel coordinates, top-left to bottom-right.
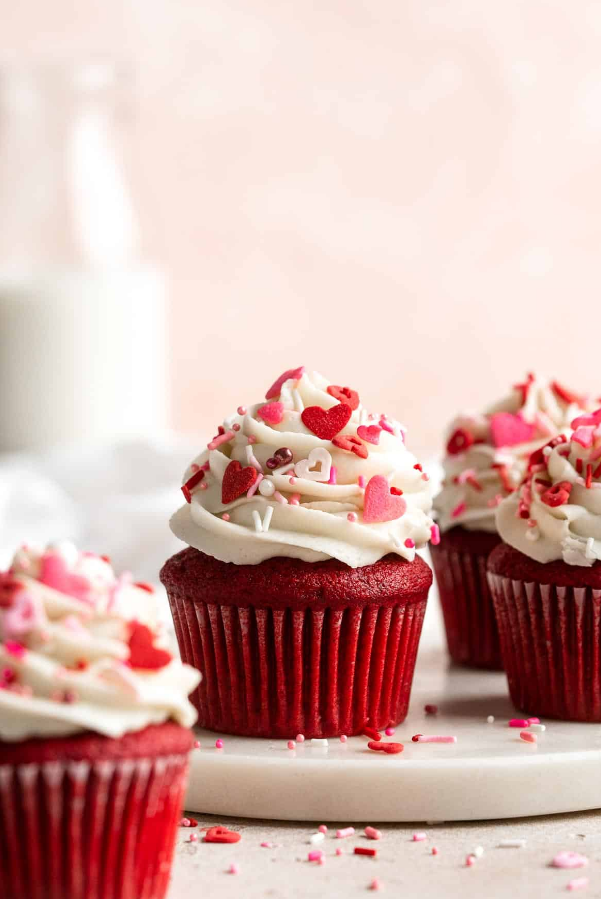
{"left": 163, "top": 367, "right": 435, "bottom": 738}
{"left": 0, "top": 542, "right": 200, "bottom": 899}
{"left": 433, "top": 375, "right": 588, "bottom": 669}
{"left": 488, "top": 409, "right": 601, "bottom": 721}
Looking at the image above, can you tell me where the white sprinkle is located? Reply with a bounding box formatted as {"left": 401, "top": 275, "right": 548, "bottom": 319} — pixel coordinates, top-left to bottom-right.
{"left": 258, "top": 478, "right": 276, "bottom": 497}
{"left": 529, "top": 723, "right": 546, "bottom": 732}
{"left": 245, "top": 445, "right": 263, "bottom": 472}
{"left": 543, "top": 446, "right": 553, "bottom": 456}
{"left": 526, "top": 526, "right": 540, "bottom": 542}
{"left": 473, "top": 846, "right": 484, "bottom": 858}
{"left": 388, "top": 532, "right": 403, "bottom": 549}
{"left": 487, "top": 715, "right": 495, "bottom": 724}
{"left": 262, "top": 505, "right": 274, "bottom": 533}
{"left": 272, "top": 462, "right": 295, "bottom": 476}
{"left": 498, "top": 839, "right": 526, "bottom": 848}
{"left": 252, "top": 510, "right": 263, "bottom": 533}
{"left": 309, "top": 832, "right": 325, "bottom": 844}
{"left": 292, "top": 388, "right": 304, "bottom": 412}
{"left": 311, "top": 738, "right": 329, "bottom": 747}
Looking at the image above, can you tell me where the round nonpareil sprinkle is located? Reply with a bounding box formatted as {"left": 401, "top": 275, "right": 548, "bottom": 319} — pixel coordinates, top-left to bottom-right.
{"left": 466, "top": 854, "right": 476, "bottom": 867}
{"left": 404, "top": 538, "right": 415, "bottom": 548}
{"left": 228, "top": 863, "right": 239, "bottom": 875}
{"left": 189, "top": 834, "right": 199, "bottom": 843}
{"left": 432, "top": 847, "right": 439, "bottom": 856}
{"left": 473, "top": 846, "right": 484, "bottom": 858}
{"left": 221, "top": 514, "right": 230, "bottom": 522}
{"left": 287, "top": 740, "right": 295, "bottom": 750}
{"left": 193, "top": 740, "right": 201, "bottom": 748}
{"left": 237, "top": 406, "right": 247, "bottom": 415}
{"left": 369, "top": 878, "right": 382, "bottom": 891}
{"left": 296, "top": 733, "right": 305, "bottom": 743}
{"left": 340, "top": 734, "right": 348, "bottom": 743}
{"left": 215, "top": 738, "right": 224, "bottom": 749}
{"left": 336, "top": 847, "right": 343, "bottom": 856}
{"left": 319, "top": 825, "right": 328, "bottom": 834}
{"left": 347, "top": 512, "right": 358, "bottom": 523}
{"left": 385, "top": 727, "right": 395, "bottom": 736}
{"left": 487, "top": 716, "right": 495, "bottom": 724}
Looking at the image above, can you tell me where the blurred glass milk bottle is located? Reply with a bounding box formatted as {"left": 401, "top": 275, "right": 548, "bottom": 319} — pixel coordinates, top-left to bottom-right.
{"left": 0, "top": 61, "right": 167, "bottom": 451}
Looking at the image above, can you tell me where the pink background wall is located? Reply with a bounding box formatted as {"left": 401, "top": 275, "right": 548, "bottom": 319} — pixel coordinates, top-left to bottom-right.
{"left": 5, "top": 1, "right": 601, "bottom": 450}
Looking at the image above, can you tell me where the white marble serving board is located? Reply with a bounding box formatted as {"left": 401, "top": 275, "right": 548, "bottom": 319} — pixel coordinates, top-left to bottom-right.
{"left": 185, "top": 580, "right": 601, "bottom": 822}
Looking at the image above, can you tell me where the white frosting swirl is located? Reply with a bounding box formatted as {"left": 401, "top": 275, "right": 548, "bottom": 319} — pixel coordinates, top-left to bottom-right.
{"left": 171, "top": 369, "right": 434, "bottom": 568}
{"left": 435, "top": 375, "right": 588, "bottom": 534}
{"left": 496, "top": 410, "right": 601, "bottom": 566}
{"left": 0, "top": 542, "right": 200, "bottom": 741}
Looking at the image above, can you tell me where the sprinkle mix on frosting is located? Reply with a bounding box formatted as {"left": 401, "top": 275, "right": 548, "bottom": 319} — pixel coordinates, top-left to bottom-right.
{"left": 170, "top": 368, "right": 435, "bottom": 568}
{"left": 0, "top": 541, "right": 200, "bottom": 741}
{"left": 435, "top": 375, "right": 589, "bottom": 534}
{"left": 496, "top": 407, "right": 601, "bottom": 566}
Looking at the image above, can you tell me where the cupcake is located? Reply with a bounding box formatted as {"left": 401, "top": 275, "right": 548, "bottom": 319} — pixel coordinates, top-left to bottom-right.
{"left": 162, "top": 367, "right": 435, "bottom": 738}
{"left": 0, "top": 541, "right": 200, "bottom": 899}
{"left": 433, "top": 375, "right": 588, "bottom": 669}
{"left": 488, "top": 407, "right": 601, "bottom": 721}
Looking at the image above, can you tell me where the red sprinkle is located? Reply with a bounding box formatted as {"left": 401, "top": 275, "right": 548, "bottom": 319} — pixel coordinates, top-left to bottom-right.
{"left": 424, "top": 704, "right": 438, "bottom": 714}
{"left": 332, "top": 434, "right": 369, "bottom": 459}
{"left": 446, "top": 428, "right": 474, "bottom": 455}
{"left": 181, "top": 468, "right": 205, "bottom": 503}
{"left": 586, "top": 464, "right": 593, "bottom": 489}
{"left": 362, "top": 727, "right": 381, "bottom": 741}
{"left": 411, "top": 734, "right": 423, "bottom": 742}
{"left": 367, "top": 741, "right": 403, "bottom": 754}
{"left": 541, "top": 481, "right": 572, "bottom": 507}
{"left": 576, "top": 458, "right": 584, "bottom": 475}
{"left": 355, "top": 847, "right": 377, "bottom": 857}
{"left": 133, "top": 581, "right": 154, "bottom": 593}
{"left": 204, "top": 826, "right": 241, "bottom": 844}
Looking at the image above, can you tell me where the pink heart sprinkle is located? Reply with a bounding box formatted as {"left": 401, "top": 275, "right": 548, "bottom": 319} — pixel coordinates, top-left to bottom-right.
{"left": 257, "top": 402, "right": 285, "bottom": 425}
{"left": 265, "top": 367, "right": 305, "bottom": 400}
{"left": 572, "top": 426, "right": 594, "bottom": 449}
{"left": 363, "top": 475, "right": 407, "bottom": 523}
{"left": 489, "top": 412, "right": 535, "bottom": 448}
{"left": 357, "top": 425, "right": 382, "bottom": 445}
{"left": 571, "top": 408, "right": 601, "bottom": 429}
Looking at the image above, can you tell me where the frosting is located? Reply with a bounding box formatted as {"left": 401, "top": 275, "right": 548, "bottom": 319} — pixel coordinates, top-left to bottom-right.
{"left": 170, "top": 368, "right": 435, "bottom": 568}
{"left": 0, "top": 542, "right": 200, "bottom": 741}
{"left": 435, "top": 375, "right": 589, "bottom": 534}
{"left": 496, "top": 408, "right": 601, "bottom": 566}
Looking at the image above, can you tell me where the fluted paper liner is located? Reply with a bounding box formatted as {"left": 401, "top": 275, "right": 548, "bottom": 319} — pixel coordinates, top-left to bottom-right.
{"left": 431, "top": 541, "right": 503, "bottom": 669}
{"left": 488, "top": 572, "right": 601, "bottom": 722}
{"left": 168, "top": 593, "right": 428, "bottom": 738}
{"left": 0, "top": 752, "right": 189, "bottom": 899}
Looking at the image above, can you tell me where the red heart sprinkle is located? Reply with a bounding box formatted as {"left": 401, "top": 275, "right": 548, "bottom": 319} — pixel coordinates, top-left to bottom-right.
{"left": 301, "top": 403, "right": 352, "bottom": 440}
{"left": 357, "top": 425, "right": 381, "bottom": 445}
{"left": 204, "top": 826, "right": 242, "bottom": 844}
{"left": 363, "top": 475, "right": 407, "bottom": 523}
{"left": 367, "top": 741, "right": 404, "bottom": 754}
{"left": 127, "top": 622, "right": 172, "bottom": 670}
{"left": 327, "top": 385, "right": 360, "bottom": 410}
{"left": 265, "top": 366, "right": 305, "bottom": 400}
{"left": 541, "top": 481, "right": 572, "bottom": 507}
{"left": 489, "top": 413, "right": 535, "bottom": 448}
{"left": 222, "top": 460, "right": 258, "bottom": 504}
{"left": 446, "top": 428, "right": 474, "bottom": 455}
{"left": 332, "top": 434, "right": 369, "bottom": 459}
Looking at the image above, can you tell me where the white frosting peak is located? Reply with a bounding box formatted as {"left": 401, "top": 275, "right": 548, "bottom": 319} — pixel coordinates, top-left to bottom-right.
{"left": 435, "top": 375, "right": 589, "bottom": 534}
{"left": 171, "top": 369, "right": 434, "bottom": 568}
{"left": 0, "top": 542, "right": 200, "bottom": 741}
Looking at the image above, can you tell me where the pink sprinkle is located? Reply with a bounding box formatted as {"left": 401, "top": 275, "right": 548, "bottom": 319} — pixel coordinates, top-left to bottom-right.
{"left": 247, "top": 435, "right": 257, "bottom": 444}
{"left": 201, "top": 461, "right": 210, "bottom": 471}
{"left": 215, "top": 739, "right": 224, "bottom": 749}
{"left": 180, "top": 817, "right": 191, "bottom": 827}
{"left": 189, "top": 834, "right": 199, "bottom": 843}
{"left": 347, "top": 512, "right": 358, "bottom": 523}
{"left": 193, "top": 740, "right": 201, "bottom": 749}
{"left": 232, "top": 423, "right": 241, "bottom": 432}
{"left": 221, "top": 514, "right": 230, "bottom": 522}
{"left": 413, "top": 832, "right": 427, "bottom": 842}
{"left": 260, "top": 841, "right": 273, "bottom": 848}
{"left": 289, "top": 477, "right": 297, "bottom": 485}
{"left": 527, "top": 717, "right": 541, "bottom": 725}
{"left": 358, "top": 475, "right": 366, "bottom": 488}
{"left": 552, "top": 852, "right": 589, "bottom": 869}
{"left": 370, "top": 877, "right": 383, "bottom": 891}
{"left": 289, "top": 493, "right": 301, "bottom": 506}
{"left": 273, "top": 491, "right": 288, "bottom": 504}
{"left": 337, "top": 827, "right": 355, "bottom": 838}
{"left": 404, "top": 538, "right": 415, "bottom": 549}
{"left": 385, "top": 727, "right": 395, "bottom": 736}
{"left": 318, "top": 857, "right": 326, "bottom": 866}
{"left": 296, "top": 733, "right": 305, "bottom": 743}
{"left": 430, "top": 524, "right": 440, "bottom": 545}
{"left": 199, "top": 482, "right": 208, "bottom": 490}
{"left": 336, "top": 847, "right": 343, "bottom": 857}
{"left": 509, "top": 719, "right": 530, "bottom": 727}
{"left": 4, "top": 642, "right": 26, "bottom": 660}
{"left": 207, "top": 430, "right": 235, "bottom": 451}
{"left": 567, "top": 877, "right": 589, "bottom": 891}
{"left": 190, "top": 463, "right": 200, "bottom": 473}
{"left": 317, "top": 825, "right": 327, "bottom": 834}
{"left": 308, "top": 850, "right": 324, "bottom": 862}
{"left": 237, "top": 406, "right": 247, "bottom": 415}
{"left": 287, "top": 740, "right": 295, "bottom": 750}
{"left": 365, "top": 826, "right": 382, "bottom": 840}
{"left": 451, "top": 501, "right": 467, "bottom": 519}
{"left": 416, "top": 735, "right": 457, "bottom": 744}
{"left": 572, "top": 427, "right": 594, "bottom": 449}
{"left": 432, "top": 847, "right": 439, "bottom": 856}
{"left": 329, "top": 466, "right": 337, "bottom": 485}
{"left": 228, "top": 863, "right": 239, "bottom": 875}
{"left": 520, "top": 731, "right": 537, "bottom": 743}
{"left": 339, "top": 734, "right": 348, "bottom": 743}
{"left": 380, "top": 419, "right": 394, "bottom": 434}
{"left": 466, "top": 854, "right": 476, "bottom": 867}
{"left": 247, "top": 473, "right": 263, "bottom": 498}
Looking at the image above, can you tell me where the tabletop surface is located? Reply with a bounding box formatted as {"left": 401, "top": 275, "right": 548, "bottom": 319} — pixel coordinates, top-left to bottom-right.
{"left": 167, "top": 578, "right": 601, "bottom": 897}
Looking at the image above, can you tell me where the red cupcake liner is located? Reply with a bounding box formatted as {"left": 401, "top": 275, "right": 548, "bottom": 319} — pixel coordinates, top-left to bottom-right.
{"left": 488, "top": 571, "right": 601, "bottom": 721}
{"left": 0, "top": 751, "right": 189, "bottom": 899}
{"left": 430, "top": 542, "right": 503, "bottom": 669}
{"left": 169, "top": 593, "right": 428, "bottom": 738}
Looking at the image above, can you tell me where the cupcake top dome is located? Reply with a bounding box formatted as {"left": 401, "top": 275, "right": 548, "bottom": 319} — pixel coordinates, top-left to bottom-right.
{"left": 496, "top": 408, "right": 601, "bottom": 566}
{"left": 170, "top": 367, "right": 435, "bottom": 568}
{"left": 0, "top": 541, "right": 200, "bottom": 741}
{"left": 435, "top": 375, "right": 589, "bottom": 534}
